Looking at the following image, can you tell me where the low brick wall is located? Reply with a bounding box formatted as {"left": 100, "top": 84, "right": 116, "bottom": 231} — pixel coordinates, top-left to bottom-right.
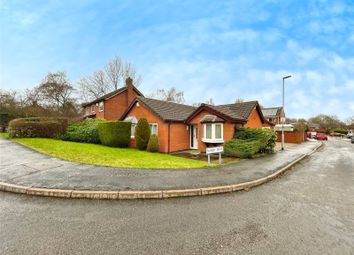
{"left": 277, "top": 131, "right": 305, "bottom": 144}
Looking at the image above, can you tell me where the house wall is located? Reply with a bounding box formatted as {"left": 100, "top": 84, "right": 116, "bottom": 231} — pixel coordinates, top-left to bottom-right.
{"left": 189, "top": 110, "right": 235, "bottom": 153}
{"left": 244, "top": 108, "right": 264, "bottom": 128}
{"left": 169, "top": 123, "right": 190, "bottom": 152}
{"left": 85, "top": 86, "right": 139, "bottom": 121}
{"left": 125, "top": 102, "right": 169, "bottom": 153}
{"left": 104, "top": 92, "right": 129, "bottom": 121}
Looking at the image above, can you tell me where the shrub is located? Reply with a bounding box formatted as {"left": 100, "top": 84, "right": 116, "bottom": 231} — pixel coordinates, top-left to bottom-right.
{"left": 8, "top": 117, "right": 68, "bottom": 138}
{"left": 135, "top": 118, "right": 151, "bottom": 150}
{"left": 332, "top": 128, "right": 347, "bottom": 135}
{"left": 147, "top": 134, "right": 159, "bottom": 152}
{"left": 98, "top": 121, "right": 131, "bottom": 147}
{"left": 224, "top": 139, "right": 261, "bottom": 158}
{"left": 225, "top": 127, "right": 277, "bottom": 158}
{"left": 61, "top": 118, "right": 104, "bottom": 144}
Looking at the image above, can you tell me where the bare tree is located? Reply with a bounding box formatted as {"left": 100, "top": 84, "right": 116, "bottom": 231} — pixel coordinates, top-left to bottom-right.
{"left": 150, "top": 87, "right": 185, "bottom": 103}
{"left": 235, "top": 98, "right": 244, "bottom": 103}
{"left": 80, "top": 56, "right": 142, "bottom": 102}
{"left": 37, "top": 71, "right": 77, "bottom": 115}
{"left": 105, "top": 56, "right": 123, "bottom": 90}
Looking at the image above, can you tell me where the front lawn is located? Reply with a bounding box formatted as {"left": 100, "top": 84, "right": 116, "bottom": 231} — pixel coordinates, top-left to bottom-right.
{"left": 12, "top": 138, "right": 210, "bottom": 169}
{"left": 0, "top": 132, "right": 9, "bottom": 139}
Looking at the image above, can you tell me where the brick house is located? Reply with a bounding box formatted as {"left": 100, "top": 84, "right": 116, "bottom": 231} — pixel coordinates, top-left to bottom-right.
{"left": 82, "top": 78, "right": 143, "bottom": 121}
{"left": 120, "top": 97, "right": 267, "bottom": 153}
{"left": 261, "top": 107, "right": 284, "bottom": 125}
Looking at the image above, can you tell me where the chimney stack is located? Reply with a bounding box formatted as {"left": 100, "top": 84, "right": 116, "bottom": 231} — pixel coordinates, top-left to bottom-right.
{"left": 126, "top": 77, "right": 134, "bottom": 106}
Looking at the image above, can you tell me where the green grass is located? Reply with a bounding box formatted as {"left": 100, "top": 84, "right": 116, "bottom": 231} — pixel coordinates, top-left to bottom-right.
{"left": 0, "top": 132, "right": 9, "bottom": 139}
{"left": 12, "top": 138, "right": 210, "bottom": 169}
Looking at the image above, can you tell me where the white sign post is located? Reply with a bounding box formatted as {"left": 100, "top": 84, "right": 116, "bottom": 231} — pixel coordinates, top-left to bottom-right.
{"left": 206, "top": 146, "right": 224, "bottom": 165}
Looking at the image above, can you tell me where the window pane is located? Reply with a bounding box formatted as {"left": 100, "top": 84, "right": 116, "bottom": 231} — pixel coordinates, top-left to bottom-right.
{"left": 206, "top": 124, "right": 212, "bottom": 139}
{"left": 131, "top": 124, "right": 136, "bottom": 137}
{"left": 215, "top": 124, "right": 222, "bottom": 139}
{"left": 150, "top": 124, "right": 157, "bottom": 135}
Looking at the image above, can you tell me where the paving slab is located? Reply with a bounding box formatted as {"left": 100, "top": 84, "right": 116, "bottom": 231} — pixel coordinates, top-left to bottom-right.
{"left": 0, "top": 138, "right": 321, "bottom": 191}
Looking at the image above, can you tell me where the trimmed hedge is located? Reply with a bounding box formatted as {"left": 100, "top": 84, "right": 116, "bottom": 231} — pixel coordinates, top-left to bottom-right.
{"left": 98, "top": 121, "right": 131, "bottom": 147}
{"left": 224, "top": 139, "right": 261, "bottom": 158}
{"left": 147, "top": 134, "right": 159, "bottom": 152}
{"left": 61, "top": 118, "right": 104, "bottom": 144}
{"left": 135, "top": 118, "right": 151, "bottom": 150}
{"left": 224, "top": 127, "right": 277, "bottom": 158}
{"left": 8, "top": 117, "right": 68, "bottom": 138}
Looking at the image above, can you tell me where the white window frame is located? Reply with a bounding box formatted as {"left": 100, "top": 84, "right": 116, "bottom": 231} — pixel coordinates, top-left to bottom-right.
{"left": 202, "top": 123, "right": 224, "bottom": 143}
{"left": 98, "top": 101, "right": 104, "bottom": 112}
{"left": 91, "top": 104, "right": 95, "bottom": 113}
{"left": 150, "top": 123, "right": 158, "bottom": 135}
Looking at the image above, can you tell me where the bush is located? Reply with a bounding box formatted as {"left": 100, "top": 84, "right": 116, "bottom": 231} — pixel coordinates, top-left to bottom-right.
{"left": 224, "top": 127, "right": 277, "bottom": 158}
{"left": 332, "top": 128, "right": 347, "bottom": 135}
{"left": 98, "top": 121, "right": 131, "bottom": 147}
{"left": 224, "top": 139, "right": 262, "bottom": 158}
{"left": 8, "top": 117, "right": 68, "bottom": 138}
{"left": 61, "top": 118, "right": 104, "bottom": 144}
{"left": 147, "top": 134, "right": 159, "bottom": 152}
{"left": 135, "top": 118, "right": 151, "bottom": 150}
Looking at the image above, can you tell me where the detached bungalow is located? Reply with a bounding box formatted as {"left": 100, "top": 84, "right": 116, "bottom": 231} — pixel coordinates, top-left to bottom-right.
{"left": 82, "top": 78, "right": 143, "bottom": 121}
{"left": 120, "top": 97, "right": 267, "bottom": 153}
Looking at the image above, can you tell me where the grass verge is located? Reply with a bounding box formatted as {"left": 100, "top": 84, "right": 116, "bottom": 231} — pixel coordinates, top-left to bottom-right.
{"left": 12, "top": 138, "right": 211, "bottom": 169}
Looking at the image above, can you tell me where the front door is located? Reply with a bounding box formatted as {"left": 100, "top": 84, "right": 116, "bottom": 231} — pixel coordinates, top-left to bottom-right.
{"left": 190, "top": 125, "right": 198, "bottom": 149}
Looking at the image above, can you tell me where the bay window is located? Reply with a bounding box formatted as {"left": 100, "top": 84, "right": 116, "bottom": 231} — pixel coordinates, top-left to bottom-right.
{"left": 202, "top": 123, "right": 223, "bottom": 143}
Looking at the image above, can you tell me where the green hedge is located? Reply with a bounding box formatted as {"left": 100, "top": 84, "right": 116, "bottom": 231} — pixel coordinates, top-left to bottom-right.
{"left": 224, "top": 127, "right": 277, "bottom": 158}
{"left": 147, "top": 134, "right": 159, "bottom": 152}
{"left": 135, "top": 118, "right": 151, "bottom": 150}
{"left": 8, "top": 117, "right": 68, "bottom": 138}
{"left": 61, "top": 118, "right": 104, "bottom": 144}
{"left": 224, "top": 139, "right": 262, "bottom": 158}
{"left": 98, "top": 121, "right": 131, "bottom": 147}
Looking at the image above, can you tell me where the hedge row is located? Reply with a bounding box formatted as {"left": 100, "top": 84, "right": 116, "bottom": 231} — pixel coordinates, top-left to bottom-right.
{"left": 61, "top": 118, "right": 104, "bottom": 144}
{"left": 8, "top": 117, "right": 68, "bottom": 138}
{"left": 98, "top": 121, "right": 131, "bottom": 147}
{"left": 224, "top": 127, "right": 277, "bottom": 158}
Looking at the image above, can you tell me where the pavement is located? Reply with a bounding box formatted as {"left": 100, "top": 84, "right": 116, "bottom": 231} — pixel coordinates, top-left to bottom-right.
{"left": 0, "top": 138, "right": 353, "bottom": 254}
{"left": 0, "top": 138, "right": 321, "bottom": 194}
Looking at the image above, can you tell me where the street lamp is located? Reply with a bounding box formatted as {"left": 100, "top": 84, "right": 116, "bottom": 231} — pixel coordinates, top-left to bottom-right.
{"left": 281, "top": 75, "right": 292, "bottom": 151}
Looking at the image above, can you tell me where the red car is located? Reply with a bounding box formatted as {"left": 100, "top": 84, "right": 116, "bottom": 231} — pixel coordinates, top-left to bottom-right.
{"left": 315, "top": 133, "right": 328, "bottom": 141}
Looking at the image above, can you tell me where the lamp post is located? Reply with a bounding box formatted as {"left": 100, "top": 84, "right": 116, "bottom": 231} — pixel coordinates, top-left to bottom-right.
{"left": 281, "top": 75, "right": 292, "bottom": 151}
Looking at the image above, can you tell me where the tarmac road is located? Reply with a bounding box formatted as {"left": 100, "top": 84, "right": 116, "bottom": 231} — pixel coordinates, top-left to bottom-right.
{"left": 0, "top": 138, "right": 353, "bottom": 255}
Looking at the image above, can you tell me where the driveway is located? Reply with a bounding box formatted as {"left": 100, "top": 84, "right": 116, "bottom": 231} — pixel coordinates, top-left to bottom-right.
{"left": 0, "top": 138, "right": 353, "bottom": 254}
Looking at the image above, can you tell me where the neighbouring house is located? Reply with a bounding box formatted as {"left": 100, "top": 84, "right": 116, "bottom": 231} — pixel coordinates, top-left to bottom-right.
{"left": 120, "top": 97, "right": 267, "bottom": 153}
{"left": 261, "top": 106, "right": 284, "bottom": 125}
{"left": 82, "top": 78, "right": 143, "bottom": 121}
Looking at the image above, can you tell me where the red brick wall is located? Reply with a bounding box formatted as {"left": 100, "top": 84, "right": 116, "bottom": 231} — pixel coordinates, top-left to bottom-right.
{"left": 169, "top": 123, "right": 190, "bottom": 152}
{"left": 277, "top": 131, "right": 305, "bottom": 143}
{"left": 104, "top": 92, "right": 129, "bottom": 121}
{"left": 125, "top": 102, "right": 170, "bottom": 153}
{"left": 244, "top": 108, "right": 263, "bottom": 128}
{"left": 85, "top": 87, "right": 139, "bottom": 121}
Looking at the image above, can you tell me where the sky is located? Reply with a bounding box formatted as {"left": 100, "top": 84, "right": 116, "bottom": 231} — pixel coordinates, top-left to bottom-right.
{"left": 0, "top": 0, "right": 353, "bottom": 120}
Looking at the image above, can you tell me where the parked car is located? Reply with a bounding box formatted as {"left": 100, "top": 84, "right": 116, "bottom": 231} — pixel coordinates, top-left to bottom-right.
{"left": 315, "top": 133, "right": 328, "bottom": 141}
{"left": 351, "top": 136, "right": 354, "bottom": 144}
{"left": 347, "top": 131, "right": 353, "bottom": 138}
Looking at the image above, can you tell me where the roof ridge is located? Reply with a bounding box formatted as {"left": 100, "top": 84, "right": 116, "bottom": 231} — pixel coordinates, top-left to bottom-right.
{"left": 138, "top": 96, "right": 196, "bottom": 109}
